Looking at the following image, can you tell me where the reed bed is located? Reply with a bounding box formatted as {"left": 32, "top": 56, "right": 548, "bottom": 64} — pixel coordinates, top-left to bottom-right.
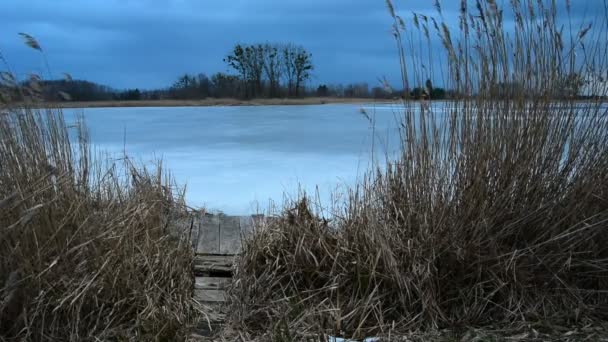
{"left": 0, "top": 68, "right": 199, "bottom": 340}
{"left": 228, "top": 0, "right": 608, "bottom": 339}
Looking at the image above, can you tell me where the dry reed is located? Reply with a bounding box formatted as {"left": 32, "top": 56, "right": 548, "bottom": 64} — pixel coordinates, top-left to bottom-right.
{"left": 1, "top": 38, "right": 199, "bottom": 341}
{"left": 228, "top": 0, "right": 608, "bottom": 339}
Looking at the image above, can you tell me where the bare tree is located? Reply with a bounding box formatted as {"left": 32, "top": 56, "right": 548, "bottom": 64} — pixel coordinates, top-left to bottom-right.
{"left": 262, "top": 43, "right": 282, "bottom": 97}
{"left": 226, "top": 42, "right": 313, "bottom": 98}
{"left": 246, "top": 44, "right": 265, "bottom": 97}
{"left": 224, "top": 44, "right": 249, "bottom": 98}
{"left": 281, "top": 44, "right": 296, "bottom": 96}
{"left": 282, "top": 45, "right": 313, "bottom": 97}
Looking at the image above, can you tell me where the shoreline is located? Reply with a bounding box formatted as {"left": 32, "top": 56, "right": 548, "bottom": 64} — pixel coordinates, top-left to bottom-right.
{"left": 25, "top": 97, "right": 606, "bottom": 109}
{"left": 33, "top": 97, "right": 397, "bottom": 109}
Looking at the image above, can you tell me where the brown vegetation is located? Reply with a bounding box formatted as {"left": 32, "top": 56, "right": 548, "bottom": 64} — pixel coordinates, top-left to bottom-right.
{"left": 1, "top": 37, "right": 199, "bottom": 340}
{"left": 228, "top": 0, "right": 608, "bottom": 340}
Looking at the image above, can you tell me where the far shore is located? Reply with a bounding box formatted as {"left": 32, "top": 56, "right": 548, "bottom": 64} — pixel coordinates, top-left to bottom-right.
{"left": 32, "top": 97, "right": 397, "bottom": 109}
{"left": 17, "top": 97, "right": 605, "bottom": 110}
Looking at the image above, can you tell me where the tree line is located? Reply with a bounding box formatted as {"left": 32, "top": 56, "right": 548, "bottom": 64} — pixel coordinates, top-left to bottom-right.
{"left": 224, "top": 43, "right": 313, "bottom": 98}
{"left": 22, "top": 79, "right": 452, "bottom": 102}
{"left": 0, "top": 75, "right": 467, "bottom": 103}
{"left": 1, "top": 39, "right": 596, "bottom": 103}
{"left": 159, "top": 43, "right": 315, "bottom": 99}
{"left": 1, "top": 41, "right": 492, "bottom": 102}
{"left": 12, "top": 78, "right": 453, "bottom": 102}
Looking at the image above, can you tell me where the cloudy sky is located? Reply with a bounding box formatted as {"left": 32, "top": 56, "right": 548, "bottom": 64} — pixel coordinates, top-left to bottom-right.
{"left": 0, "top": 0, "right": 600, "bottom": 90}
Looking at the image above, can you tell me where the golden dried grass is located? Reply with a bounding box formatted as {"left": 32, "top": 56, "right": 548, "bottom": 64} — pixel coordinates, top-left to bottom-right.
{"left": 228, "top": 0, "right": 608, "bottom": 339}
{"left": 0, "top": 37, "right": 200, "bottom": 340}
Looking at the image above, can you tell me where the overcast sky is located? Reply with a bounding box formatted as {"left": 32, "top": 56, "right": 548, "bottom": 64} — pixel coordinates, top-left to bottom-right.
{"left": 0, "top": 0, "right": 601, "bottom": 90}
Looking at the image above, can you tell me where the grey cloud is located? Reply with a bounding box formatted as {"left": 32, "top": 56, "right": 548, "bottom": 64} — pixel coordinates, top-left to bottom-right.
{"left": 0, "top": 0, "right": 601, "bottom": 89}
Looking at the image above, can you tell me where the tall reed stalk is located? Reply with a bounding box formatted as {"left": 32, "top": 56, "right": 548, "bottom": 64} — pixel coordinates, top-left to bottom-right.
{"left": 229, "top": 0, "right": 608, "bottom": 339}
{"left": 0, "top": 38, "right": 199, "bottom": 341}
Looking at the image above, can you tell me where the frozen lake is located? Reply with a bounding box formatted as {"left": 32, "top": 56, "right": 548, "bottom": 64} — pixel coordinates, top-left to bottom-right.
{"left": 64, "top": 103, "right": 405, "bottom": 214}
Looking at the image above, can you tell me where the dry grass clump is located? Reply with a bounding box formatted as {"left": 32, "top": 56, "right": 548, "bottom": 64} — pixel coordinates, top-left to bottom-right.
{"left": 0, "top": 92, "right": 198, "bottom": 339}
{"left": 229, "top": 0, "right": 608, "bottom": 339}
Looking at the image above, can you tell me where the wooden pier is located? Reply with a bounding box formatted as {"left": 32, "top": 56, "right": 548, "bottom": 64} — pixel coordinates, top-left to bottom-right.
{"left": 188, "top": 213, "right": 264, "bottom": 339}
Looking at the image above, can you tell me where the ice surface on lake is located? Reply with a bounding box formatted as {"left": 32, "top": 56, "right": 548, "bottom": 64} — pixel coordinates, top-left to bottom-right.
{"left": 64, "top": 103, "right": 406, "bottom": 215}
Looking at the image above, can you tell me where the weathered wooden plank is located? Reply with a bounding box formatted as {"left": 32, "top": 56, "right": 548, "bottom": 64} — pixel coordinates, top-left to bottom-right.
{"left": 194, "top": 214, "right": 277, "bottom": 254}
{"left": 194, "top": 265, "right": 232, "bottom": 275}
{"left": 219, "top": 216, "right": 241, "bottom": 254}
{"left": 197, "top": 214, "right": 221, "bottom": 254}
{"left": 196, "top": 214, "right": 242, "bottom": 254}
{"left": 195, "top": 277, "right": 230, "bottom": 290}
{"left": 194, "top": 289, "right": 226, "bottom": 302}
{"left": 194, "top": 254, "right": 234, "bottom": 264}
{"left": 166, "top": 212, "right": 203, "bottom": 250}
{"left": 194, "top": 255, "right": 234, "bottom": 275}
